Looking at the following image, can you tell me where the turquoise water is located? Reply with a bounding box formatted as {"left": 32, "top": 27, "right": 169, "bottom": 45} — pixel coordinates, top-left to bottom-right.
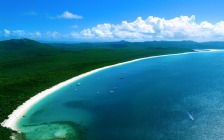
{"left": 18, "top": 51, "right": 224, "bottom": 140}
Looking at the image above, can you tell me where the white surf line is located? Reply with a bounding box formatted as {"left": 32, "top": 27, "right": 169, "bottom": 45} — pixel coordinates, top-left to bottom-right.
{"left": 1, "top": 49, "right": 222, "bottom": 132}
{"left": 193, "top": 49, "right": 224, "bottom": 52}
{"left": 186, "top": 111, "right": 195, "bottom": 121}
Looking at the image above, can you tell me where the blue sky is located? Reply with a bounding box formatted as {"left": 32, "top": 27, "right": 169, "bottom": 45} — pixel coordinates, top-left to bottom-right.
{"left": 1, "top": 0, "right": 224, "bottom": 41}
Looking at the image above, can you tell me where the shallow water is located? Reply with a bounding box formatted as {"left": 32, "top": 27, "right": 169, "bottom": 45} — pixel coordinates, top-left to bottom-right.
{"left": 18, "top": 51, "right": 224, "bottom": 140}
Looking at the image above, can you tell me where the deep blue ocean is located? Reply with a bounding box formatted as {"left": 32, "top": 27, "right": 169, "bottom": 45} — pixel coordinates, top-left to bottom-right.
{"left": 17, "top": 51, "right": 224, "bottom": 140}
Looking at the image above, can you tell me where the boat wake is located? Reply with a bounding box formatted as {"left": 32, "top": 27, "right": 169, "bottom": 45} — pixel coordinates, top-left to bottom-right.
{"left": 186, "top": 111, "right": 194, "bottom": 121}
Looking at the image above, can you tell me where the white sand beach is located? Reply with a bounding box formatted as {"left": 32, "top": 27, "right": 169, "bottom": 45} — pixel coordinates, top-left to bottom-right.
{"left": 193, "top": 49, "right": 224, "bottom": 52}
{"left": 1, "top": 49, "right": 222, "bottom": 132}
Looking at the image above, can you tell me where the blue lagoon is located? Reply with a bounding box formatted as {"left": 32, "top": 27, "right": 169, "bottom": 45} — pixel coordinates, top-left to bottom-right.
{"left": 17, "top": 51, "right": 224, "bottom": 140}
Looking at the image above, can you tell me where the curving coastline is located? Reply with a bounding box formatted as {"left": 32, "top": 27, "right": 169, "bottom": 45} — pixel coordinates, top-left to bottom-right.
{"left": 1, "top": 50, "right": 222, "bottom": 132}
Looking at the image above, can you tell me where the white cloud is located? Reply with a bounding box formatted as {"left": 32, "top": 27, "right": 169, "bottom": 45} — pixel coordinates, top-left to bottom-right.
{"left": 3, "top": 29, "right": 11, "bottom": 37}
{"left": 46, "top": 31, "right": 61, "bottom": 38}
{"left": 70, "top": 32, "right": 80, "bottom": 38}
{"left": 79, "top": 15, "right": 224, "bottom": 41}
{"left": 1, "top": 29, "right": 42, "bottom": 39}
{"left": 58, "top": 11, "right": 82, "bottom": 19}
{"left": 29, "top": 32, "right": 42, "bottom": 38}
{"left": 12, "top": 30, "right": 26, "bottom": 37}
{"left": 81, "top": 23, "right": 113, "bottom": 39}
{"left": 200, "top": 21, "right": 213, "bottom": 30}
{"left": 214, "top": 21, "right": 224, "bottom": 35}
{"left": 3, "top": 15, "right": 224, "bottom": 41}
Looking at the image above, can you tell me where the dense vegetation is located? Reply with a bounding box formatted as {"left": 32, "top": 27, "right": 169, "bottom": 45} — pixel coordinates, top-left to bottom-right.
{"left": 0, "top": 39, "right": 194, "bottom": 139}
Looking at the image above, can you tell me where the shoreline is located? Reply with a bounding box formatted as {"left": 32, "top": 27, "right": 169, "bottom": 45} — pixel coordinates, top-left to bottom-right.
{"left": 1, "top": 49, "right": 223, "bottom": 132}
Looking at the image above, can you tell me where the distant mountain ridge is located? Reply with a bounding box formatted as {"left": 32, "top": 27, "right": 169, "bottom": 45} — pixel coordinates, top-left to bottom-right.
{"left": 48, "top": 40, "right": 224, "bottom": 50}
{"left": 1, "top": 39, "right": 224, "bottom": 52}
{"left": 0, "top": 38, "right": 50, "bottom": 49}
{"left": 0, "top": 38, "right": 58, "bottom": 56}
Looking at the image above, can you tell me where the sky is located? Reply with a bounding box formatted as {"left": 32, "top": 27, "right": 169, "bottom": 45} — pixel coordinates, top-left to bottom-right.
{"left": 1, "top": 0, "right": 224, "bottom": 42}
